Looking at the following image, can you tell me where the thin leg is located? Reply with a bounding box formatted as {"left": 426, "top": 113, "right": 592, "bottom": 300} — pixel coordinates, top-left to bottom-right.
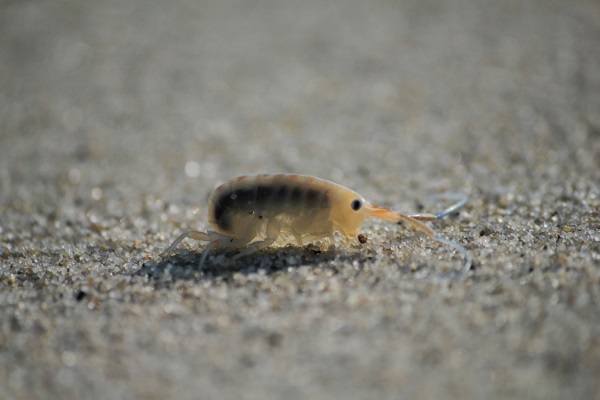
{"left": 198, "top": 241, "right": 215, "bottom": 267}
{"left": 282, "top": 223, "right": 304, "bottom": 246}
{"left": 297, "top": 221, "right": 335, "bottom": 245}
{"left": 161, "top": 230, "right": 211, "bottom": 256}
{"left": 232, "top": 220, "right": 281, "bottom": 260}
{"left": 302, "top": 232, "right": 335, "bottom": 244}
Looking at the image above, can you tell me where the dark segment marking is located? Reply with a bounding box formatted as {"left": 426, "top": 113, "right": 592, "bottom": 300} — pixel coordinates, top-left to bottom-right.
{"left": 213, "top": 200, "right": 231, "bottom": 232}
{"left": 307, "top": 187, "right": 330, "bottom": 211}
{"left": 213, "top": 181, "right": 330, "bottom": 232}
{"left": 255, "top": 185, "right": 272, "bottom": 205}
{"left": 213, "top": 186, "right": 259, "bottom": 231}
{"left": 273, "top": 184, "right": 289, "bottom": 204}
{"left": 305, "top": 188, "right": 320, "bottom": 205}
{"left": 289, "top": 186, "right": 303, "bottom": 204}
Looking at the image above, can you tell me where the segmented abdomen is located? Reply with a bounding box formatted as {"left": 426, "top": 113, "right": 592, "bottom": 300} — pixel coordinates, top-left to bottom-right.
{"left": 208, "top": 174, "right": 331, "bottom": 233}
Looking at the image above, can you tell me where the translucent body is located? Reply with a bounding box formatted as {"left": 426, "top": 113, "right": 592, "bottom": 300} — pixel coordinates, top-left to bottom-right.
{"left": 162, "top": 173, "right": 471, "bottom": 270}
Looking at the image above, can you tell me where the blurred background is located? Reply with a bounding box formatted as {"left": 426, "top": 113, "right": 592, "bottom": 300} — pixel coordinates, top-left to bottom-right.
{"left": 3, "top": 0, "right": 597, "bottom": 202}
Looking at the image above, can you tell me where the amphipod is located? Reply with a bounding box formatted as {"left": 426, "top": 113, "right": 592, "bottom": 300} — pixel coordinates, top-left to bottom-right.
{"left": 162, "top": 174, "right": 471, "bottom": 271}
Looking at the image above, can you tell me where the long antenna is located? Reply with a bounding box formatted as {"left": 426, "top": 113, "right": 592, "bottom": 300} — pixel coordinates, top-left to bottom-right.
{"left": 369, "top": 193, "right": 472, "bottom": 274}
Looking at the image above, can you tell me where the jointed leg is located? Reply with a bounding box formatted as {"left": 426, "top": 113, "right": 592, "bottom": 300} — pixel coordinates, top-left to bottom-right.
{"left": 295, "top": 221, "right": 335, "bottom": 246}
{"left": 161, "top": 230, "right": 211, "bottom": 256}
{"left": 232, "top": 219, "right": 282, "bottom": 259}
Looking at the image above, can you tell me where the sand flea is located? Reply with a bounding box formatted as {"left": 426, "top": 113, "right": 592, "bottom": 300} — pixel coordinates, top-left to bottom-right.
{"left": 162, "top": 174, "right": 472, "bottom": 272}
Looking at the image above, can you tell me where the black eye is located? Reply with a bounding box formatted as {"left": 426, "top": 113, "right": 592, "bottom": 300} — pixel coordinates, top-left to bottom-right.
{"left": 351, "top": 199, "right": 363, "bottom": 211}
